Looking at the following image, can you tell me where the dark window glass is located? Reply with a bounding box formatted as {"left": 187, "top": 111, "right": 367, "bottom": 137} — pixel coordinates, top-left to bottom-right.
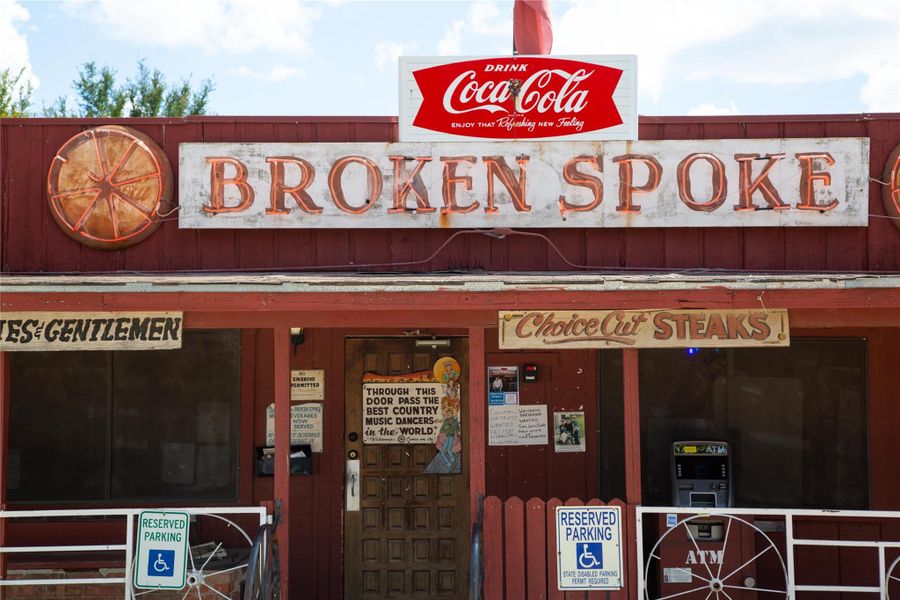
{"left": 636, "top": 339, "right": 867, "bottom": 509}
{"left": 7, "top": 330, "right": 240, "bottom": 503}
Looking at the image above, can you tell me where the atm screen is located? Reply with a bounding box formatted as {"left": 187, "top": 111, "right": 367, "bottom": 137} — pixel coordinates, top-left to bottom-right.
{"left": 675, "top": 456, "right": 728, "bottom": 480}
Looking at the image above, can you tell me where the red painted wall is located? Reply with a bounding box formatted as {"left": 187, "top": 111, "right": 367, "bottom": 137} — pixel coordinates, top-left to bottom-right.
{"left": 2, "top": 115, "right": 899, "bottom": 274}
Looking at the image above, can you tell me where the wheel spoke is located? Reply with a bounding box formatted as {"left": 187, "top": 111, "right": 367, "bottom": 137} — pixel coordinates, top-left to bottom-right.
{"left": 195, "top": 586, "right": 202, "bottom": 600}
{"left": 188, "top": 543, "right": 197, "bottom": 572}
{"left": 657, "top": 584, "right": 710, "bottom": 600}
{"left": 720, "top": 589, "right": 734, "bottom": 600}
{"left": 204, "top": 562, "right": 247, "bottom": 578}
{"left": 684, "top": 521, "right": 716, "bottom": 581}
{"left": 91, "top": 131, "right": 109, "bottom": 178}
{"left": 715, "top": 518, "right": 733, "bottom": 581}
{"left": 201, "top": 581, "right": 232, "bottom": 600}
{"left": 722, "top": 583, "right": 786, "bottom": 594}
{"left": 199, "top": 542, "right": 224, "bottom": 572}
{"left": 134, "top": 589, "right": 160, "bottom": 597}
{"left": 890, "top": 574, "right": 900, "bottom": 582}
{"left": 720, "top": 544, "right": 772, "bottom": 583}
{"left": 179, "top": 587, "right": 192, "bottom": 600}
{"left": 106, "top": 194, "right": 120, "bottom": 238}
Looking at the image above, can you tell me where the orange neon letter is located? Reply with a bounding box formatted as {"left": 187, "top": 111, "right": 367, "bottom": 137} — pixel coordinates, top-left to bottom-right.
{"left": 204, "top": 157, "right": 254, "bottom": 214}
{"left": 328, "top": 156, "right": 382, "bottom": 214}
{"left": 613, "top": 154, "right": 661, "bottom": 213}
{"left": 677, "top": 153, "right": 727, "bottom": 211}
{"left": 734, "top": 153, "right": 789, "bottom": 211}
{"left": 266, "top": 156, "right": 321, "bottom": 215}
{"left": 795, "top": 152, "right": 837, "bottom": 211}
{"left": 483, "top": 155, "right": 530, "bottom": 213}
{"left": 440, "top": 156, "right": 479, "bottom": 214}
{"left": 559, "top": 155, "right": 603, "bottom": 214}
{"left": 388, "top": 156, "right": 435, "bottom": 214}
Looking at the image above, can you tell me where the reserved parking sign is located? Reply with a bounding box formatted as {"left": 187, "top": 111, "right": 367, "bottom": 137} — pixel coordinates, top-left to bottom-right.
{"left": 556, "top": 505, "right": 623, "bottom": 590}
{"left": 134, "top": 511, "right": 190, "bottom": 590}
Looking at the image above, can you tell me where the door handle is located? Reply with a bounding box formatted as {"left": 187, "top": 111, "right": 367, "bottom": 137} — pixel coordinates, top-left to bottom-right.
{"left": 346, "top": 459, "right": 360, "bottom": 511}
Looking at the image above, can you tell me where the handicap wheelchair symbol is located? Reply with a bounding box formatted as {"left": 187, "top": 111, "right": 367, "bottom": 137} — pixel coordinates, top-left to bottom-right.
{"left": 147, "top": 549, "right": 175, "bottom": 577}
{"left": 576, "top": 543, "right": 603, "bottom": 570}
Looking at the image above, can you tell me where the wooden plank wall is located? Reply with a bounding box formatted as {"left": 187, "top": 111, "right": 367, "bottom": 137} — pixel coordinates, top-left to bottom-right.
{"left": 2, "top": 115, "right": 898, "bottom": 274}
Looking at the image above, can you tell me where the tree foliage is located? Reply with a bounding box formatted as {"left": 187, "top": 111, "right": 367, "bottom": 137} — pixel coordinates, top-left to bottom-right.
{"left": 0, "top": 67, "right": 34, "bottom": 118}
{"left": 42, "top": 60, "right": 214, "bottom": 117}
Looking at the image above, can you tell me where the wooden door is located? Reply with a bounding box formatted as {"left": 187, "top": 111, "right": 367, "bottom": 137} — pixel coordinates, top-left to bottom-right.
{"left": 344, "top": 337, "right": 470, "bottom": 600}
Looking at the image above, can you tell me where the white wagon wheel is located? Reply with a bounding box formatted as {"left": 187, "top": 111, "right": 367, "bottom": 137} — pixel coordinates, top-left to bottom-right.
{"left": 131, "top": 514, "right": 255, "bottom": 600}
{"left": 643, "top": 514, "right": 789, "bottom": 600}
{"left": 886, "top": 554, "right": 900, "bottom": 600}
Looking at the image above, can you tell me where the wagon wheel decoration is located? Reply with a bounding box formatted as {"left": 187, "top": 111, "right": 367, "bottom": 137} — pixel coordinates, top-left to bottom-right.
{"left": 643, "top": 514, "right": 788, "bottom": 600}
{"left": 47, "top": 125, "right": 173, "bottom": 250}
{"left": 883, "top": 143, "right": 900, "bottom": 232}
{"left": 886, "top": 554, "right": 900, "bottom": 599}
{"left": 131, "top": 514, "right": 256, "bottom": 600}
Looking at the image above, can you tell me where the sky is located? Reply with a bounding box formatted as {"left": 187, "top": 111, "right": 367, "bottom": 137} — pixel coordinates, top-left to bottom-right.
{"left": 1, "top": 0, "right": 898, "bottom": 117}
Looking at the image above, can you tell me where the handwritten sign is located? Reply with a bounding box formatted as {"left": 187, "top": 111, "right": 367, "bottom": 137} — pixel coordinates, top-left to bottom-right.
{"left": 0, "top": 312, "right": 183, "bottom": 351}
{"left": 362, "top": 382, "right": 442, "bottom": 444}
{"left": 489, "top": 405, "right": 548, "bottom": 446}
{"left": 500, "top": 309, "right": 789, "bottom": 349}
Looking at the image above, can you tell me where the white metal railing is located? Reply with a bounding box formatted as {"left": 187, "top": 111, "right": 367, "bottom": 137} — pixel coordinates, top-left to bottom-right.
{"left": 636, "top": 506, "right": 900, "bottom": 599}
{"left": 0, "top": 506, "right": 268, "bottom": 600}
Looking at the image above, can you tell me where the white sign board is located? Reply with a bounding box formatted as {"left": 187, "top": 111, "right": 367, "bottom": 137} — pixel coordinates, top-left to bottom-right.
{"left": 178, "top": 138, "right": 869, "bottom": 229}
{"left": 362, "top": 382, "right": 442, "bottom": 444}
{"left": 556, "top": 506, "right": 623, "bottom": 591}
{"left": 488, "top": 405, "right": 548, "bottom": 446}
{"left": 291, "top": 369, "right": 325, "bottom": 401}
{"left": 265, "top": 403, "right": 324, "bottom": 452}
{"left": 134, "top": 511, "right": 190, "bottom": 590}
{"left": 0, "top": 312, "right": 183, "bottom": 351}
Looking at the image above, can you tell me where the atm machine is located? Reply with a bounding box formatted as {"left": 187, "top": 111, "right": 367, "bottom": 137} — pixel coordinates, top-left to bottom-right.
{"left": 671, "top": 441, "right": 733, "bottom": 508}
{"left": 654, "top": 441, "right": 751, "bottom": 597}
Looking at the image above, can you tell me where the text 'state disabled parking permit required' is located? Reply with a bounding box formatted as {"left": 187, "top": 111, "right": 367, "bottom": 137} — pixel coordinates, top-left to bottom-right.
{"left": 556, "top": 505, "right": 623, "bottom": 590}
{"left": 134, "top": 511, "right": 190, "bottom": 590}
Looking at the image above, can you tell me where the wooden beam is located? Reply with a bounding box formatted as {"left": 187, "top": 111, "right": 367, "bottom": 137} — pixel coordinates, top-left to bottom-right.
{"left": 468, "top": 327, "right": 486, "bottom": 528}
{"left": 3, "top": 287, "right": 899, "bottom": 315}
{"left": 622, "top": 348, "right": 641, "bottom": 600}
{"left": 0, "top": 352, "right": 9, "bottom": 581}
{"left": 273, "top": 328, "right": 291, "bottom": 600}
{"left": 623, "top": 348, "right": 642, "bottom": 504}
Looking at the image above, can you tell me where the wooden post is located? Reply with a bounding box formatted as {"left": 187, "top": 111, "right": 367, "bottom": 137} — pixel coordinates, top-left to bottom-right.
{"left": 0, "top": 352, "right": 9, "bottom": 583}
{"left": 273, "top": 328, "right": 291, "bottom": 600}
{"left": 622, "top": 348, "right": 641, "bottom": 597}
{"left": 468, "top": 327, "right": 486, "bottom": 526}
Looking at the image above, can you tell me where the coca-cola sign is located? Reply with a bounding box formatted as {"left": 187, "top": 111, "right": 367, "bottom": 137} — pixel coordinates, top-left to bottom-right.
{"left": 399, "top": 55, "right": 637, "bottom": 142}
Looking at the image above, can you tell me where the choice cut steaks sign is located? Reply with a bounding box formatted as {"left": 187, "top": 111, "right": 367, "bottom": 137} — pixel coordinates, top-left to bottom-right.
{"left": 179, "top": 139, "right": 869, "bottom": 229}
{"left": 398, "top": 55, "right": 637, "bottom": 141}
{"left": 499, "top": 309, "right": 790, "bottom": 349}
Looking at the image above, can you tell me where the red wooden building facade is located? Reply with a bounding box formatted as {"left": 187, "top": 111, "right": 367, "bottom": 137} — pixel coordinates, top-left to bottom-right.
{"left": 1, "top": 113, "right": 899, "bottom": 600}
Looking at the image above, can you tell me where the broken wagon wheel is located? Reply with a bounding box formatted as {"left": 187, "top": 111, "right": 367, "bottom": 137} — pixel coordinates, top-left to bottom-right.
{"left": 47, "top": 125, "right": 173, "bottom": 250}
{"left": 643, "top": 514, "right": 788, "bottom": 600}
{"left": 131, "top": 514, "right": 254, "bottom": 600}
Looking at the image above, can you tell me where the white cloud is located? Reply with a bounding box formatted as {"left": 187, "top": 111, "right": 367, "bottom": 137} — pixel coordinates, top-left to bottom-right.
{"left": 65, "top": 0, "right": 322, "bottom": 55}
{"left": 861, "top": 55, "right": 900, "bottom": 111}
{"left": 687, "top": 102, "right": 739, "bottom": 116}
{"left": 373, "top": 40, "right": 417, "bottom": 74}
{"left": 554, "top": 0, "right": 900, "bottom": 111}
{"left": 230, "top": 64, "right": 305, "bottom": 82}
{"left": 0, "top": 0, "right": 38, "bottom": 89}
{"left": 437, "top": 0, "right": 511, "bottom": 55}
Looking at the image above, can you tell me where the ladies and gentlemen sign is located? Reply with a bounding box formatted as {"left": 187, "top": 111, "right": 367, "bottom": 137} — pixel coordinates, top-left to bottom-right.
{"left": 0, "top": 312, "right": 183, "bottom": 351}
{"left": 178, "top": 139, "right": 868, "bottom": 229}
{"left": 499, "top": 309, "right": 790, "bottom": 349}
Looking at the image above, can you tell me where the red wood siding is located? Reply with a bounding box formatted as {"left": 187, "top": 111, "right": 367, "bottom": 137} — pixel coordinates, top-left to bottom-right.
{"left": 2, "top": 115, "right": 898, "bottom": 274}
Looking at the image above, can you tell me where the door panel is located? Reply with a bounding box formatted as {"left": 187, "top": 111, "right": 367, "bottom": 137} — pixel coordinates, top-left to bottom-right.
{"left": 345, "top": 337, "right": 469, "bottom": 600}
